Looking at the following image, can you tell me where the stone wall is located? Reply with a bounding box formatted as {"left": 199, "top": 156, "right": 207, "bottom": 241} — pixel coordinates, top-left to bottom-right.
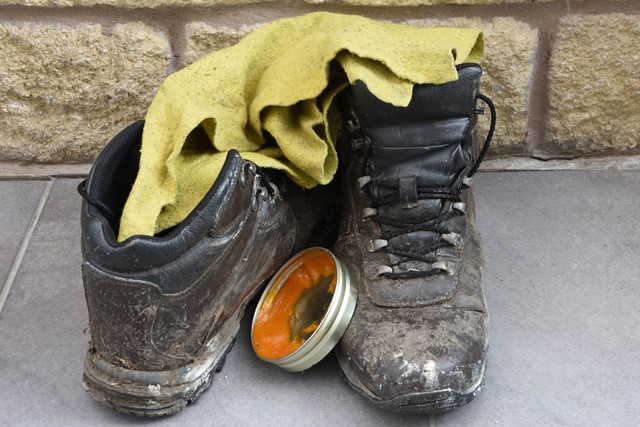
{"left": 0, "top": 1, "right": 639, "bottom": 163}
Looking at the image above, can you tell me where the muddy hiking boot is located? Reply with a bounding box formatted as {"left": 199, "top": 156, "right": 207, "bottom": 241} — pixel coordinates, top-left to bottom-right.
{"left": 78, "top": 121, "right": 337, "bottom": 417}
{"left": 334, "top": 63, "right": 495, "bottom": 412}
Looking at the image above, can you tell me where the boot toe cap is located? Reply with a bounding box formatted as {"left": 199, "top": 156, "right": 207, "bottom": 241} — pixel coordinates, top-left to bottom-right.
{"left": 337, "top": 307, "right": 488, "bottom": 412}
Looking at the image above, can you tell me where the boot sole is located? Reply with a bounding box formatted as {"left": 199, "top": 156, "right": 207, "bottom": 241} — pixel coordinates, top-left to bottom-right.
{"left": 336, "top": 352, "right": 486, "bottom": 413}
{"left": 82, "top": 305, "right": 243, "bottom": 417}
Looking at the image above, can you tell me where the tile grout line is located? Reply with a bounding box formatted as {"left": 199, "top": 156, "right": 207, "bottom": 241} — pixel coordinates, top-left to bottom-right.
{"left": 0, "top": 179, "right": 55, "bottom": 316}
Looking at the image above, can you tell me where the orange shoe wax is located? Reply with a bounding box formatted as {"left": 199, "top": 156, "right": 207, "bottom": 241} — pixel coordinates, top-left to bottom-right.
{"left": 252, "top": 249, "right": 337, "bottom": 360}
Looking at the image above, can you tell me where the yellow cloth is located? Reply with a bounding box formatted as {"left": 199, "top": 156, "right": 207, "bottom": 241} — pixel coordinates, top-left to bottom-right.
{"left": 118, "top": 12, "right": 483, "bottom": 241}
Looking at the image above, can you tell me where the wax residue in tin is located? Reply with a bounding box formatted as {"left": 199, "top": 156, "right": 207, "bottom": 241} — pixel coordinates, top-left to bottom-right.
{"left": 253, "top": 251, "right": 336, "bottom": 360}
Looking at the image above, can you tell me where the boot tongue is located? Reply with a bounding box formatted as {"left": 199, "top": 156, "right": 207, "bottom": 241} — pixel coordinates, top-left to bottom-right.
{"left": 369, "top": 136, "right": 468, "bottom": 223}
{"left": 348, "top": 77, "right": 477, "bottom": 224}
{"left": 368, "top": 140, "right": 467, "bottom": 276}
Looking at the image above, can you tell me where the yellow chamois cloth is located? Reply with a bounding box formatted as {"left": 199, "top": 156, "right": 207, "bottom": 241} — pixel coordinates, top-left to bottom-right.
{"left": 118, "top": 12, "right": 483, "bottom": 241}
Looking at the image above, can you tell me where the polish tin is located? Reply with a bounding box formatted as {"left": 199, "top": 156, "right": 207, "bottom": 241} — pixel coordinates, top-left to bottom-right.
{"left": 251, "top": 247, "right": 357, "bottom": 372}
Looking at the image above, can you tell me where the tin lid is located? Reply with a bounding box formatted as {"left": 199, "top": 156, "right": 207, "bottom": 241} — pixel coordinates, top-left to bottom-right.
{"left": 251, "top": 247, "right": 357, "bottom": 372}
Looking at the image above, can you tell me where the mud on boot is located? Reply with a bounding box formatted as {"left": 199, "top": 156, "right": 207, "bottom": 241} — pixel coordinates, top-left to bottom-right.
{"left": 79, "top": 121, "right": 338, "bottom": 417}
{"left": 334, "top": 64, "right": 496, "bottom": 413}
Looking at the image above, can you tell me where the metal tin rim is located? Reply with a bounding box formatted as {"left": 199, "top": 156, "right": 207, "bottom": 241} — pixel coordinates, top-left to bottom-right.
{"left": 251, "top": 247, "right": 357, "bottom": 372}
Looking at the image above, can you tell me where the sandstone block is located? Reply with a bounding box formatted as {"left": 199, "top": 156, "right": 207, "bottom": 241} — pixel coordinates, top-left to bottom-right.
{"left": 0, "top": 22, "right": 170, "bottom": 162}
{"left": 305, "top": 0, "right": 550, "bottom": 5}
{"left": 0, "top": 0, "right": 261, "bottom": 6}
{"left": 406, "top": 17, "right": 538, "bottom": 155}
{"left": 185, "top": 22, "right": 262, "bottom": 65}
{"left": 545, "top": 14, "right": 640, "bottom": 156}
{"left": 185, "top": 18, "right": 535, "bottom": 155}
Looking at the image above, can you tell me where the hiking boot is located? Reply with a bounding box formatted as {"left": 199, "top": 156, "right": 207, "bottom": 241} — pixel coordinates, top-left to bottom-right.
{"left": 334, "top": 64, "right": 495, "bottom": 412}
{"left": 78, "top": 121, "right": 337, "bottom": 417}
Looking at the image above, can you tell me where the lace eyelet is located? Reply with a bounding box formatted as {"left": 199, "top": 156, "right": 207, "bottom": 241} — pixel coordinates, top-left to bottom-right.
{"left": 361, "top": 207, "right": 377, "bottom": 221}
{"left": 442, "top": 233, "right": 463, "bottom": 247}
{"left": 432, "top": 261, "right": 456, "bottom": 275}
{"left": 347, "top": 117, "right": 361, "bottom": 133}
{"left": 351, "top": 135, "right": 370, "bottom": 151}
{"left": 374, "top": 265, "right": 393, "bottom": 277}
{"left": 251, "top": 181, "right": 266, "bottom": 212}
{"left": 258, "top": 186, "right": 269, "bottom": 201}
{"left": 240, "top": 162, "right": 257, "bottom": 188}
{"left": 267, "top": 182, "right": 281, "bottom": 203}
{"left": 452, "top": 202, "right": 467, "bottom": 214}
{"left": 367, "top": 239, "right": 388, "bottom": 253}
{"left": 357, "top": 176, "right": 372, "bottom": 192}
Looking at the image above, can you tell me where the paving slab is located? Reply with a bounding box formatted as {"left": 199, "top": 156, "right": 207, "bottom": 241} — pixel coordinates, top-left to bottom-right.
{"left": 0, "top": 178, "right": 430, "bottom": 427}
{"left": 0, "top": 180, "right": 48, "bottom": 289}
{"left": 0, "top": 179, "right": 91, "bottom": 425}
{"left": 439, "top": 170, "right": 640, "bottom": 426}
{"left": 0, "top": 171, "right": 639, "bottom": 425}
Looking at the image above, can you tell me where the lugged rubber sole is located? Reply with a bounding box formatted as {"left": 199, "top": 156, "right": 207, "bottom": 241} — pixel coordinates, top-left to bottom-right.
{"left": 82, "top": 306, "right": 242, "bottom": 417}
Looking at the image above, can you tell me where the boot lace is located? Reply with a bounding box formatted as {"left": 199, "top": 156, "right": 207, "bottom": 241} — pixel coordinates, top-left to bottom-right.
{"left": 358, "top": 94, "right": 496, "bottom": 279}
{"left": 239, "top": 161, "right": 281, "bottom": 212}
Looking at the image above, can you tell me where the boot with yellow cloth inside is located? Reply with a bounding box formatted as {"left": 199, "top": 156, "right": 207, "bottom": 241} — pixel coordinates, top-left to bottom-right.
{"left": 77, "top": 11, "right": 493, "bottom": 416}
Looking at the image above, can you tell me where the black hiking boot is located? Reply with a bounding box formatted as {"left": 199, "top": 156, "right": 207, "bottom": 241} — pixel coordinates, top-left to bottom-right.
{"left": 78, "top": 121, "right": 337, "bottom": 416}
{"left": 334, "top": 64, "right": 495, "bottom": 412}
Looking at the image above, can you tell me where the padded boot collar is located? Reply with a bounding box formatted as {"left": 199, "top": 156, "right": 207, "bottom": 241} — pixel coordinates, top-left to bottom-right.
{"left": 81, "top": 121, "right": 247, "bottom": 272}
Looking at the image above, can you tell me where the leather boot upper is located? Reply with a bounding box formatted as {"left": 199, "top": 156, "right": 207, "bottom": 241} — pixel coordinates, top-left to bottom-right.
{"left": 335, "top": 64, "right": 493, "bottom": 408}
{"left": 80, "top": 121, "right": 337, "bottom": 371}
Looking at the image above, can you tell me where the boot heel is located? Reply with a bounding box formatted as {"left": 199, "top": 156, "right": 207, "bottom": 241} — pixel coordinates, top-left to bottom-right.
{"left": 82, "top": 308, "right": 241, "bottom": 417}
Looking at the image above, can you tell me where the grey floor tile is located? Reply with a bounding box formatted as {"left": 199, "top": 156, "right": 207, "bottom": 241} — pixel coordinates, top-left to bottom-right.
{"left": 0, "top": 179, "right": 92, "bottom": 426}
{"left": 184, "top": 304, "right": 435, "bottom": 427}
{"left": 0, "top": 178, "right": 432, "bottom": 427}
{"left": 0, "top": 180, "right": 48, "bottom": 288}
{"left": 437, "top": 171, "right": 640, "bottom": 426}
{"left": 1, "top": 171, "right": 639, "bottom": 426}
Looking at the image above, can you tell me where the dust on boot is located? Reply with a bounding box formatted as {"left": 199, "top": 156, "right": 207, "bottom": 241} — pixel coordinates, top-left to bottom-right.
{"left": 335, "top": 64, "right": 495, "bottom": 412}
{"left": 78, "top": 121, "right": 337, "bottom": 416}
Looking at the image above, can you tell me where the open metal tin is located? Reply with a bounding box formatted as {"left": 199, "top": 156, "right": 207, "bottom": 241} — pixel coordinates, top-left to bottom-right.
{"left": 251, "top": 247, "right": 357, "bottom": 372}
